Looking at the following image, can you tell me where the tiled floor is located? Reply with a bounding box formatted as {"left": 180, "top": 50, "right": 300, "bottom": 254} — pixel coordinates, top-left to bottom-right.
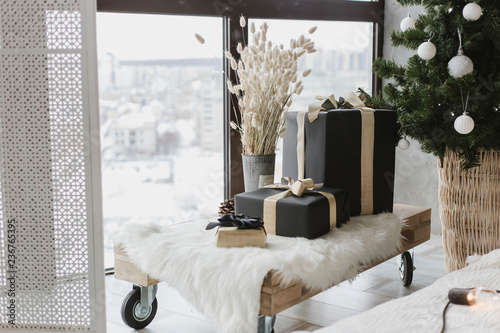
{"left": 106, "top": 234, "right": 446, "bottom": 333}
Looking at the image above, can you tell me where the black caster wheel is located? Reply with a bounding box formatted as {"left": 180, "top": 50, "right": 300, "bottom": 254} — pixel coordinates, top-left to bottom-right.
{"left": 399, "top": 251, "right": 413, "bottom": 286}
{"left": 121, "top": 287, "right": 158, "bottom": 329}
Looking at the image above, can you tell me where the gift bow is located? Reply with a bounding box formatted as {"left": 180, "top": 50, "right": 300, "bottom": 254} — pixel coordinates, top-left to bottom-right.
{"left": 206, "top": 213, "right": 265, "bottom": 232}
{"left": 263, "top": 178, "right": 337, "bottom": 235}
{"left": 306, "top": 91, "right": 373, "bottom": 122}
{"left": 307, "top": 94, "right": 338, "bottom": 122}
{"left": 265, "top": 177, "right": 321, "bottom": 197}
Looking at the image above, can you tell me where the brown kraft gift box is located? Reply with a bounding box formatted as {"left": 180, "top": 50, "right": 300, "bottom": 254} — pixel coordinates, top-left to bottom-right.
{"left": 216, "top": 227, "right": 267, "bottom": 248}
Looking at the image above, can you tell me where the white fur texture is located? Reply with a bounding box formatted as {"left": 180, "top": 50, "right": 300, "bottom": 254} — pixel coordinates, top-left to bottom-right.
{"left": 114, "top": 213, "right": 403, "bottom": 333}
{"left": 304, "top": 249, "right": 500, "bottom": 333}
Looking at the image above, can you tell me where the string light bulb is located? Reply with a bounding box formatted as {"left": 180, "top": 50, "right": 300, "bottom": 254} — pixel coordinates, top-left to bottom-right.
{"left": 449, "top": 287, "right": 500, "bottom": 309}
{"left": 469, "top": 287, "right": 500, "bottom": 309}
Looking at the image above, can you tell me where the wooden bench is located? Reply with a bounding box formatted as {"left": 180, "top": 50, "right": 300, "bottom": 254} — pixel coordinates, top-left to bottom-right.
{"left": 115, "top": 203, "right": 431, "bottom": 318}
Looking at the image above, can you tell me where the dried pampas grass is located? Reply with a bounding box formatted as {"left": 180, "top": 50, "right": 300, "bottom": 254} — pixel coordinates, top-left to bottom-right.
{"left": 194, "top": 33, "right": 205, "bottom": 44}
{"left": 229, "top": 20, "right": 316, "bottom": 155}
{"left": 195, "top": 19, "right": 316, "bottom": 156}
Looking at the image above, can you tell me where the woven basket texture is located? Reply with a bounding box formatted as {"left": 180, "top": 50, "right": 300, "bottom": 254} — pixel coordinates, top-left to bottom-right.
{"left": 438, "top": 149, "right": 500, "bottom": 272}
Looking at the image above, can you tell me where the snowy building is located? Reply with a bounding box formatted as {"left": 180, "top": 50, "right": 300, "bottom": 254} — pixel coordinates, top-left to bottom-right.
{"left": 110, "top": 112, "right": 157, "bottom": 155}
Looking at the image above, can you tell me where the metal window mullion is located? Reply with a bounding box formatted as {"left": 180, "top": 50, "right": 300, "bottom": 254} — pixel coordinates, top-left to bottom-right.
{"left": 372, "top": 0, "right": 385, "bottom": 95}
{"left": 223, "top": 16, "right": 230, "bottom": 200}
{"left": 226, "top": 14, "right": 247, "bottom": 198}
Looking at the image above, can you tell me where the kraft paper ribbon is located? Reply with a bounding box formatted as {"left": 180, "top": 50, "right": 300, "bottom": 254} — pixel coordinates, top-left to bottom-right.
{"left": 296, "top": 112, "right": 306, "bottom": 180}
{"left": 344, "top": 92, "right": 374, "bottom": 215}
{"left": 263, "top": 178, "right": 337, "bottom": 235}
{"left": 297, "top": 92, "right": 375, "bottom": 215}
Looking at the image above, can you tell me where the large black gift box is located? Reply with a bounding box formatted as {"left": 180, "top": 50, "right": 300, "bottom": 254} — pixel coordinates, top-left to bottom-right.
{"left": 283, "top": 109, "right": 397, "bottom": 216}
{"left": 234, "top": 187, "right": 349, "bottom": 239}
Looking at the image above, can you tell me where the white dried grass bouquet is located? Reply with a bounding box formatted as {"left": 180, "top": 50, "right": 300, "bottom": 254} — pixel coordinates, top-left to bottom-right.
{"left": 230, "top": 19, "right": 316, "bottom": 155}
{"left": 196, "top": 17, "right": 316, "bottom": 156}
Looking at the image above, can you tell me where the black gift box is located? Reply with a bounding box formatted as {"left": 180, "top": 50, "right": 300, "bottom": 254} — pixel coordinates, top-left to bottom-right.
{"left": 234, "top": 187, "right": 349, "bottom": 239}
{"left": 283, "top": 110, "right": 397, "bottom": 216}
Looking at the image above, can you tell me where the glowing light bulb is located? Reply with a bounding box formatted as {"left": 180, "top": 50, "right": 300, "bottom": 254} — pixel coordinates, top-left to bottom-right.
{"left": 467, "top": 291, "right": 475, "bottom": 303}
{"left": 472, "top": 287, "right": 500, "bottom": 309}
{"left": 449, "top": 287, "right": 500, "bottom": 308}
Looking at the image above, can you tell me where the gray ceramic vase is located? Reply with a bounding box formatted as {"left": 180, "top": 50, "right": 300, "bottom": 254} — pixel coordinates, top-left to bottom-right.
{"left": 242, "top": 154, "right": 275, "bottom": 192}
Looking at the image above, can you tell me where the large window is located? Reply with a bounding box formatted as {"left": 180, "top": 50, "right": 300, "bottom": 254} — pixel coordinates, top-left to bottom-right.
{"left": 96, "top": 13, "right": 224, "bottom": 267}
{"left": 96, "top": 0, "right": 384, "bottom": 266}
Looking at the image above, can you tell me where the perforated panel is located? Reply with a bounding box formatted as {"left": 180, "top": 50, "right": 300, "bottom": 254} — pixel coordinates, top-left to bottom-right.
{"left": 0, "top": 0, "right": 104, "bottom": 331}
{"left": 47, "top": 10, "right": 83, "bottom": 50}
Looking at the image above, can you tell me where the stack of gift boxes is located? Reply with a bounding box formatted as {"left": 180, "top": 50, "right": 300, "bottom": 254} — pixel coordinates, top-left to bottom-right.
{"left": 216, "top": 92, "right": 398, "bottom": 247}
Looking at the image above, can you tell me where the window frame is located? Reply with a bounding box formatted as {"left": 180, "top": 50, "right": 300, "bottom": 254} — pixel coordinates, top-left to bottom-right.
{"left": 97, "top": 0, "right": 385, "bottom": 199}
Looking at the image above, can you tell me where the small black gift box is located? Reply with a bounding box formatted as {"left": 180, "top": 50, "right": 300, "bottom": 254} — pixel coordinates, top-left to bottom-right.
{"left": 283, "top": 93, "right": 397, "bottom": 216}
{"left": 235, "top": 182, "right": 349, "bottom": 239}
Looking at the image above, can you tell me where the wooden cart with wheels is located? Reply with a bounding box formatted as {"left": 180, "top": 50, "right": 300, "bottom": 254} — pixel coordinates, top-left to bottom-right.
{"left": 114, "top": 204, "right": 431, "bottom": 332}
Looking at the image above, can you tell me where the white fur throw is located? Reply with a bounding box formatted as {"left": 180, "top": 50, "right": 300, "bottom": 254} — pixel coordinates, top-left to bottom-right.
{"left": 301, "top": 249, "right": 500, "bottom": 333}
{"left": 114, "top": 213, "right": 403, "bottom": 333}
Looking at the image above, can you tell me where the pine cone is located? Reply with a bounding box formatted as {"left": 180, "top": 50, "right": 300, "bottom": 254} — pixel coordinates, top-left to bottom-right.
{"left": 218, "top": 198, "right": 235, "bottom": 216}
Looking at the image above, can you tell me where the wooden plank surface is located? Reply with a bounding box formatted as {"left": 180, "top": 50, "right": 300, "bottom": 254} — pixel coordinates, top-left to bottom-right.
{"left": 114, "top": 246, "right": 160, "bottom": 287}
{"left": 394, "top": 204, "right": 431, "bottom": 242}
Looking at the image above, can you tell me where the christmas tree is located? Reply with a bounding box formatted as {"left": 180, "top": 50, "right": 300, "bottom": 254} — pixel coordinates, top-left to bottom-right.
{"left": 372, "top": 0, "right": 500, "bottom": 168}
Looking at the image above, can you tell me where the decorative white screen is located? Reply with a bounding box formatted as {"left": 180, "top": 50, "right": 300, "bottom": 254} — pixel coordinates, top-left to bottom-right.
{"left": 0, "top": 0, "right": 105, "bottom": 331}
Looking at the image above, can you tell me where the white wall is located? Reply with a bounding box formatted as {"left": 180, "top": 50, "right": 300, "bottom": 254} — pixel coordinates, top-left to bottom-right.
{"left": 383, "top": 1, "right": 442, "bottom": 234}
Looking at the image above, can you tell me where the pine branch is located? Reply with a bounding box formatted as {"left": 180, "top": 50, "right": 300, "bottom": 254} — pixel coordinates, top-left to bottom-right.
{"left": 357, "top": 88, "right": 394, "bottom": 109}
{"left": 383, "top": 83, "right": 403, "bottom": 104}
{"left": 373, "top": 58, "right": 406, "bottom": 86}
{"left": 405, "top": 55, "right": 435, "bottom": 86}
{"left": 391, "top": 29, "right": 429, "bottom": 49}
{"left": 397, "top": 0, "right": 426, "bottom": 6}
{"left": 487, "top": 8, "right": 500, "bottom": 34}
{"left": 404, "top": 0, "right": 449, "bottom": 7}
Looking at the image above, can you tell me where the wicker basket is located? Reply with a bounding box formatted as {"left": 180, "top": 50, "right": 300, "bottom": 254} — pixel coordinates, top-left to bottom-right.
{"left": 438, "top": 149, "right": 500, "bottom": 272}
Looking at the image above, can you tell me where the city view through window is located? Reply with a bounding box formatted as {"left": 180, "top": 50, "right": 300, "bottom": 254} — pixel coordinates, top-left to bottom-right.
{"left": 96, "top": 14, "right": 373, "bottom": 267}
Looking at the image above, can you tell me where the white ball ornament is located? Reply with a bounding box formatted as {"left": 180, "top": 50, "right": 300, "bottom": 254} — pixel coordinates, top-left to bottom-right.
{"left": 454, "top": 113, "right": 475, "bottom": 134}
{"left": 448, "top": 53, "right": 474, "bottom": 78}
{"left": 418, "top": 41, "right": 437, "bottom": 60}
{"left": 398, "top": 138, "right": 410, "bottom": 150}
{"left": 400, "top": 16, "right": 416, "bottom": 32}
{"left": 463, "top": 3, "right": 482, "bottom": 21}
